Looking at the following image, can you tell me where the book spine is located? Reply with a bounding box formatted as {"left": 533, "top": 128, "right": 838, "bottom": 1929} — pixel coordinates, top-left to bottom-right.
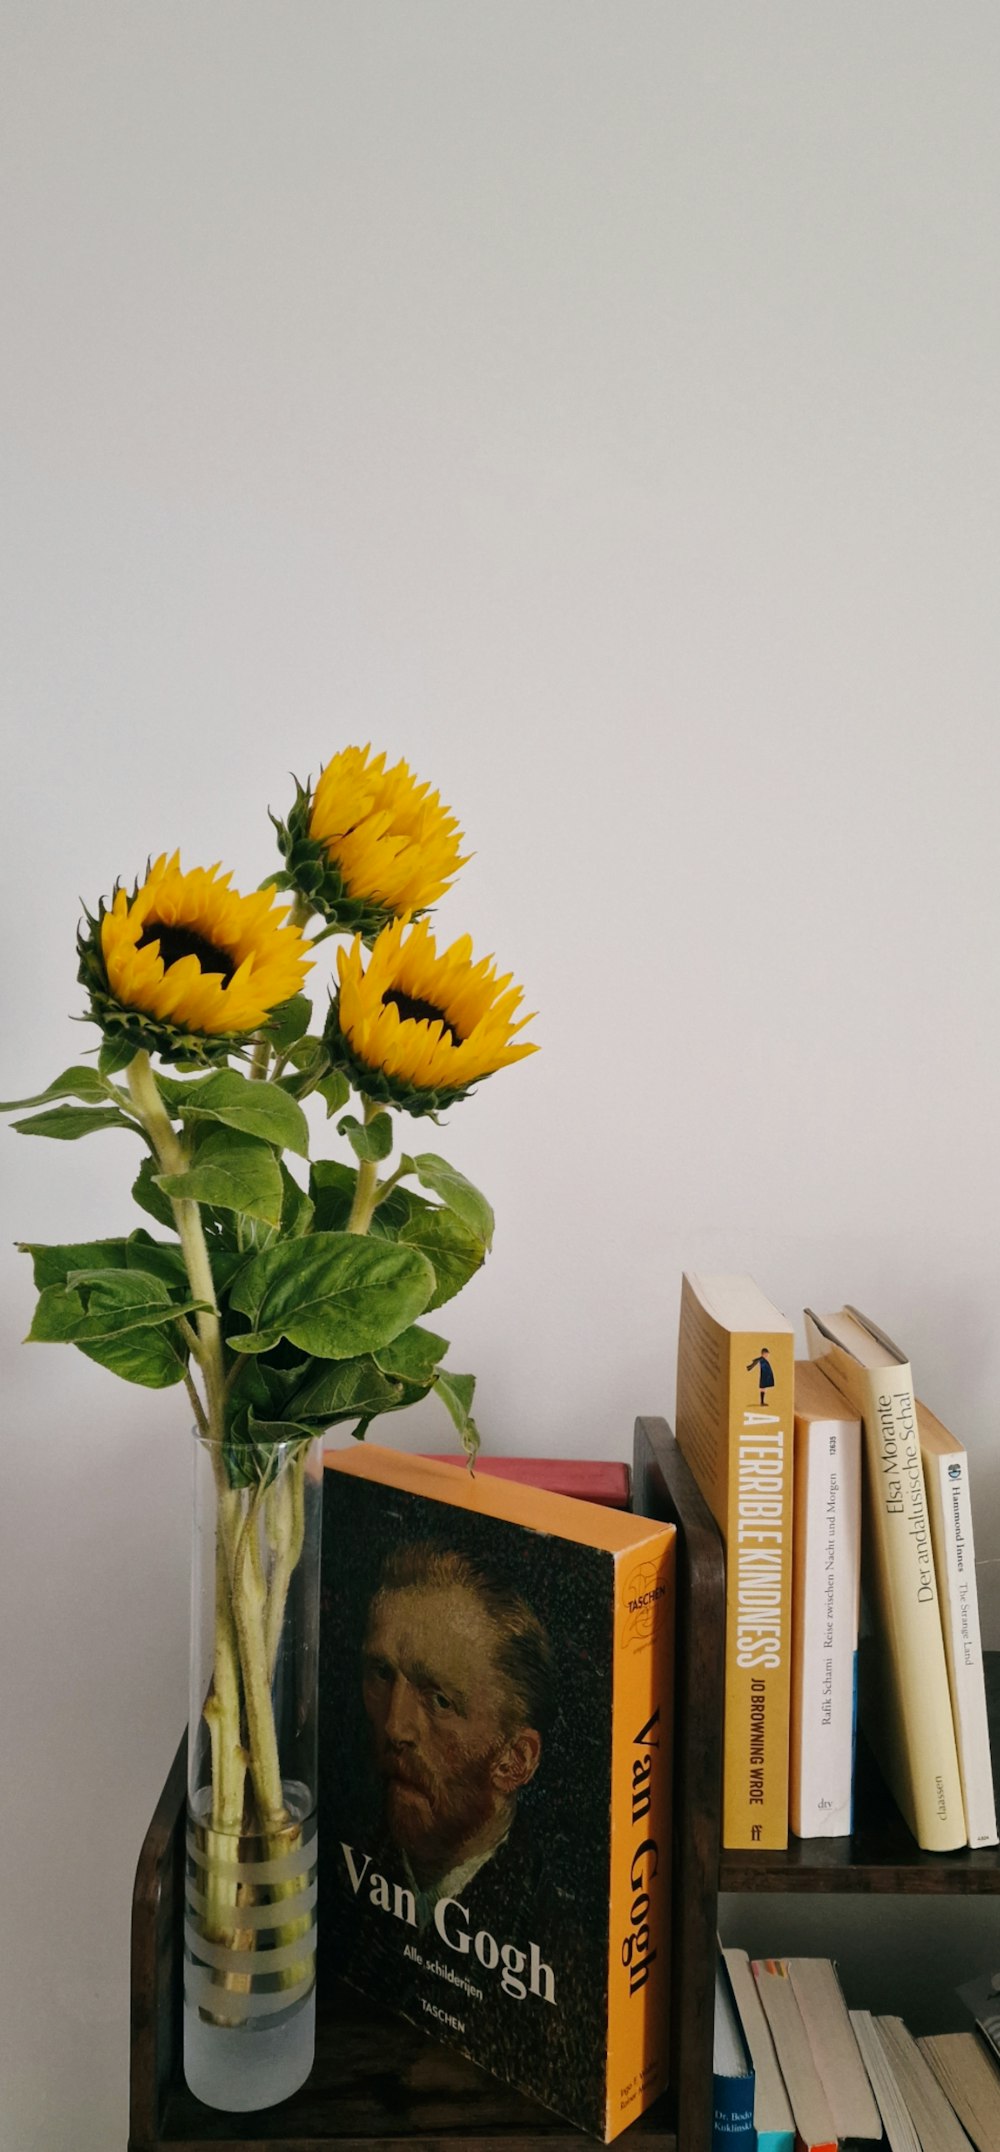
{"left": 604, "top": 1535, "right": 675, "bottom": 2140}
{"left": 789, "top": 1416, "right": 860, "bottom": 1837}
{"left": 721, "top": 1333, "right": 794, "bottom": 1850}
{"left": 712, "top": 2072, "right": 756, "bottom": 2150}
{"left": 852, "top": 1365, "right": 965, "bottom": 1850}
{"left": 921, "top": 1440, "right": 998, "bottom": 1848}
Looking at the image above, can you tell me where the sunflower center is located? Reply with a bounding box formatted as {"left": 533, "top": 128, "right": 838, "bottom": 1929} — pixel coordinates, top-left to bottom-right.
{"left": 383, "top": 988, "right": 460, "bottom": 1044}
{"left": 138, "top": 920, "right": 237, "bottom": 983}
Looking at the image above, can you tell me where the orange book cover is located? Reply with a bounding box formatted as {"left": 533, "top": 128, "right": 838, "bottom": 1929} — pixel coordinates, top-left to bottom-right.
{"left": 320, "top": 1444, "right": 675, "bottom": 2141}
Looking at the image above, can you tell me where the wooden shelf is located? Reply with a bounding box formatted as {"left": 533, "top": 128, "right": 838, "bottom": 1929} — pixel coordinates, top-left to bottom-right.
{"left": 720, "top": 1659, "right": 1000, "bottom": 1897}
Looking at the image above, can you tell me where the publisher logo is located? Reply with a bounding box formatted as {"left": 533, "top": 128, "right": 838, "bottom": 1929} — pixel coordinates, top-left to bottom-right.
{"left": 621, "top": 1561, "right": 667, "bottom": 1649}
{"left": 948, "top": 1463, "right": 961, "bottom": 1481}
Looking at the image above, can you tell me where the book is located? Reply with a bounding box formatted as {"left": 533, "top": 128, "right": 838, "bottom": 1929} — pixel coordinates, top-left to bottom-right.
{"left": 675, "top": 1273, "right": 795, "bottom": 1849}
{"left": 422, "top": 1455, "right": 632, "bottom": 1508}
{"left": 919, "top": 2031, "right": 1000, "bottom": 2152}
{"left": 874, "top": 2015, "right": 975, "bottom": 2152}
{"left": 713, "top": 1948, "right": 756, "bottom": 2151}
{"left": 319, "top": 1443, "right": 676, "bottom": 2142}
{"left": 850, "top": 2010, "right": 922, "bottom": 2152}
{"left": 917, "top": 1401, "right": 998, "bottom": 1847}
{"left": 722, "top": 1944, "right": 795, "bottom": 2151}
{"left": 750, "top": 1959, "right": 837, "bottom": 2152}
{"left": 803, "top": 1305, "right": 965, "bottom": 1851}
{"left": 789, "top": 1364, "right": 861, "bottom": 1838}
{"left": 785, "top": 1958, "right": 881, "bottom": 2141}
{"left": 957, "top": 1970, "right": 1000, "bottom": 2069}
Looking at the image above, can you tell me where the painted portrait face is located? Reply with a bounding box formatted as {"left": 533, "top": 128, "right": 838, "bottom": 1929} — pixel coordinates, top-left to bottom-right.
{"left": 362, "top": 1580, "right": 535, "bottom": 1877}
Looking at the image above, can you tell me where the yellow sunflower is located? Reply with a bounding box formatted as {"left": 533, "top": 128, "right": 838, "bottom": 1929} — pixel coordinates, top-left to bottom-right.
{"left": 78, "top": 853, "right": 311, "bottom": 1065}
{"left": 324, "top": 916, "right": 537, "bottom": 1115}
{"left": 272, "top": 746, "right": 466, "bottom": 936}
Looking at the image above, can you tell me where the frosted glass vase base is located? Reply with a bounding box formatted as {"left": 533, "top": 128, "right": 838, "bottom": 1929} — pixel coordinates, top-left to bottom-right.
{"left": 184, "top": 1987, "right": 316, "bottom": 2111}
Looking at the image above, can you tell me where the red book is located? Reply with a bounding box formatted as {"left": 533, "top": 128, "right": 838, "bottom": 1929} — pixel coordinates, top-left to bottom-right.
{"left": 422, "top": 1456, "right": 631, "bottom": 1510}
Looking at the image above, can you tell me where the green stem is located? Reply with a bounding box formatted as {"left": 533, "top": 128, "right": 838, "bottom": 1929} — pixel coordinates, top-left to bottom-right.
{"left": 126, "top": 1050, "right": 312, "bottom": 1995}
{"left": 346, "top": 1097, "right": 384, "bottom": 1235}
{"left": 264, "top": 1447, "right": 307, "bottom": 1684}
{"left": 125, "top": 1051, "right": 226, "bottom": 1431}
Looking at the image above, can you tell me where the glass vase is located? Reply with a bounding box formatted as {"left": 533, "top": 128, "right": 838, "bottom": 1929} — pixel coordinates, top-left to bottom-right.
{"left": 183, "top": 1431, "right": 323, "bottom": 2112}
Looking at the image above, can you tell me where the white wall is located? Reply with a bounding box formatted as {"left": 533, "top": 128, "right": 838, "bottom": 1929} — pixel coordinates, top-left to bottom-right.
{"left": 2, "top": 8, "right": 999, "bottom": 2146}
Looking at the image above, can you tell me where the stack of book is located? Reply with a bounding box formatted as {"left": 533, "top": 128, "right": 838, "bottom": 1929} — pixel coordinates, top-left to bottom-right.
{"left": 714, "top": 1944, "right": 1000, "bottom": 2152}
{"left": 675, "top": 1274, "right": 997, "bottom": 1853}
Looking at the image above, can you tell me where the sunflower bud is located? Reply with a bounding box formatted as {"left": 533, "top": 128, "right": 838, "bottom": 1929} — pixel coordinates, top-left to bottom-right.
{"left": 271, "top": 747, "right": 467, "bottom": 937}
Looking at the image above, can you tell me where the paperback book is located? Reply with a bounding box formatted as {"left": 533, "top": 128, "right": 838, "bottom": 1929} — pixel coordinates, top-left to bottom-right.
{"left": 804, "top": 1305, "right": 965, "bottom": 1851}
{"left": 319, "top": 1444, "right": 676, "bottom": 2141}
{"left": 712, "top": 1947, "right": 755, "bottom": 2151}
{"left": 676, "top": 1273, "right": 794, "bottom": 1849}
{"left": 917, "top": 1401, "right": 998, "bottom": 1848}
{"left": 789, "top": 1363, "right": 861, "bottom": 1839}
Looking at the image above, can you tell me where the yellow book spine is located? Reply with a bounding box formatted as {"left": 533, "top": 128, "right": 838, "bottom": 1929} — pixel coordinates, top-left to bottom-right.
{"left": 721, "top": 1330, "right": 794, "bottom": 1850}
{"left": 604, "top": 1532, "right": 675, "bottom": 2141}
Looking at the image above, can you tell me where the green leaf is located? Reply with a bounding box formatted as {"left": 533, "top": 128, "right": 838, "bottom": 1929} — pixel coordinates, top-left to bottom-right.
{"left": 28, "top": 1268, "right": 195, "bottom": 1343}
{"left": 157, "top": 1126, "right": 284, "bottom": 1227}
{"left": 397, "top": 1203, "right": 486, "bottom": 1310}
{"left": 132, "top": 1156, "right": 178, "bottom": 1230}
{"left": 279, "top": 1162, "right": 314, "bottom": 1239}
{"left": 227, "top": 1232, "right": 435, "bottom": 1358}
{"left": 180, "top": 1069, "right": 310, "bottom": 1159}
{"left": 11, "top": 1104, "right": 135, "bottom": 1141}
{"left": 309, "top": 1157, "right": 356, "bottom": 1232}
{"left": 317, "top": 1069, "right": 350, "bottom": 1115}
{"left": 78, "top": 1325, "right": 187, "bottom": 1389}
{"left": 266, "top": 994, "right": 312, "bottom": 1054}
{"left": 433, "top": 1370, "right": 481, "bottom": 1462}
{"left": 18, "top": 1238, "right": 130, "bottom": 1290}
{"left": 284, "top": 1036, "right": 326, "bottom": 1073}
{"left": 372, "top": 1323, "right": 449, "bottom": 1386}
{"left": 410, "top": 1153, "right": 494, "bottom": 1250}
{"left": 339, "top": 1111, "right": 393, "bottom": 1164}
{"left": 243, "top": 1412, "right": 318, "bottom": 1445}
{"left": 124, "top": 1231, "right": 190, "bottom": 1290}
{"left": 225, "top": 1352, "right": 314, "bottom": 1432}
{"left": 98, "top": 1037, "right": 139, "bottom": 1077}
{"left": 17, "top": 1233, "right": 189, "bottom": 1294}
{"left": 153, "top": 1072, "right": 216, "bottom": 1109}
{"left": 285, "top": 1354, "right": 405, "bottom": 1426}
{"left": 0, "top": 1065, "right": 110, "bottom": 1111}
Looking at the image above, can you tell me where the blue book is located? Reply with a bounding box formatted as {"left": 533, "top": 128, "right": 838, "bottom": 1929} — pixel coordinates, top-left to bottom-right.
{"left": 722, "top": 1946, "right": 795, "bottom": 2152}
{"left": 713, "top": 1949, "right": 757, "bottom": 2152}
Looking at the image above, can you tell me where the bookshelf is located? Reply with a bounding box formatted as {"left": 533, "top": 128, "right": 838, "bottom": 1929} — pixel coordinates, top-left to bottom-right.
{"left": 635, "top": 1420, "right": 1000, "bottom": 2152}
{"left": 128, "top": 1421, "right": 999, "bottom": 2152}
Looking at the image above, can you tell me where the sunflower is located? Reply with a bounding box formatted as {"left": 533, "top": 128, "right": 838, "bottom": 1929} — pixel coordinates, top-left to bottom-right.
{"left": 324, "top": 916, "right": 537, "bottom": 1116}
{"left": 271, "top": 746, "right": 466, "bottom": 936}
{"left": 78, "top": 853, "right": 312, "bottom": 1065}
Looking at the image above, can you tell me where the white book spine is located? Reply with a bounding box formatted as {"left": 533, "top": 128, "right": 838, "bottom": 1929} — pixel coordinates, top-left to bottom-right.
{"left": 923, "top": 1447, "right": 998, "bottom": 1848}
{"left": 790, "top": 1419, "right": 860, "bottom": 1837}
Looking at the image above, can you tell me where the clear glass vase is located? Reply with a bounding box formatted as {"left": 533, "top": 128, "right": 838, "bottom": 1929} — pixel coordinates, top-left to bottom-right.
{"left": 183, "top": 1431, "right": 323, "bottom": 2112}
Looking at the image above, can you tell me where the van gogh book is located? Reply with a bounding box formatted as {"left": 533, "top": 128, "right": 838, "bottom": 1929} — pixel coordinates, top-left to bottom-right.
{"left": 676, "top": 1273, "right": 794, "bottom": 1849}
{"left": 790, "top": 1362, "right": 861, "bottom": 1838}
{"left": 804, "top": 1306, "right": 965, "bottom": 1851}
{"left": 319, "top": 1444, "right": 676, "bottom": 2141}
{"left": 917, "top": 1401, "right": 998, "bottom": 1848}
